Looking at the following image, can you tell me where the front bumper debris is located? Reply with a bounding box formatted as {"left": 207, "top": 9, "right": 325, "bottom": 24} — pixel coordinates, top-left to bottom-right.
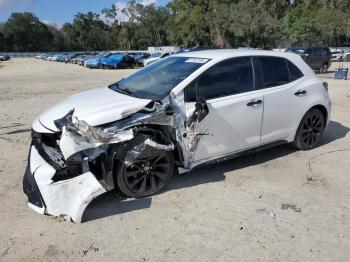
{"left": 23, "top": 159, "right": 45, "bottom": 212}
{"left": 23, "top": 145, "right": 106, "bottom": 223}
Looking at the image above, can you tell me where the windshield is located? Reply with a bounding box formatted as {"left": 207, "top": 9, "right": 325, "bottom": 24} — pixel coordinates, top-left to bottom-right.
{"left": 110, "top": 56, "right": 210, "bottom": 100}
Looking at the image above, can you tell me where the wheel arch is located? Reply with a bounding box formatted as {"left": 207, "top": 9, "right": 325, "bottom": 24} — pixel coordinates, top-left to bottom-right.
{"left": 291, "top": 103, "right": 329, "bottom": 143}
{"left": 312, "top": 104, "right": 328, "bottom": 123}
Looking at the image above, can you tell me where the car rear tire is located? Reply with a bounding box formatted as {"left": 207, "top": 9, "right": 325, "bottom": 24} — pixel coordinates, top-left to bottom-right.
{"left": 115, "top": 140, "right": 175, "bottom": 198}
{"left": 319, "top": 63, "right": 328, "bottom": 74}
{"left": 293, "top": 108, "right": 325, "bottom": 150}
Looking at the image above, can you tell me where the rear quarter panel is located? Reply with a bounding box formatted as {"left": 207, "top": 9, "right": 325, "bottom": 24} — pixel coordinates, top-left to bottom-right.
{"left": 287, "top": 76, "right": 331, "bottom": 142}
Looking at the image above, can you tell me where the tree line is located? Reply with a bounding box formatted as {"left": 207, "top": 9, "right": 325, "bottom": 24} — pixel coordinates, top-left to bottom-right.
{"left": 0, "top": 0, "right": 350, "bottom": 52}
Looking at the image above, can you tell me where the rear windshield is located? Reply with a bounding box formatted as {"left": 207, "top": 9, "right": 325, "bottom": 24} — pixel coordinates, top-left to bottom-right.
{"left": 110, "top": 56, "right": 210, "bottom": 100}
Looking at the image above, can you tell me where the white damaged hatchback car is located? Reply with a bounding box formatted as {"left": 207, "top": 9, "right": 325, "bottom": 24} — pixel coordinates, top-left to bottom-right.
{"left": 23, "top": 50, "right": 331, "bottom": 222}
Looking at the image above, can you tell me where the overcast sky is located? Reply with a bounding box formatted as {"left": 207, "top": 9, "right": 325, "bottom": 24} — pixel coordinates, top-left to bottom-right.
{"left": 0, "top": 0, "right": 170, "bottom": 26}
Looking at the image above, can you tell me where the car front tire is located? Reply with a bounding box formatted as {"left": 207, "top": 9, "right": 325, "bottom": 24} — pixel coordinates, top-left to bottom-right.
{"left": 115, "top": 140, "right": 175, "bottom": 198}
{"left": 293, "top": 108, "right": 325, "bottom": 150}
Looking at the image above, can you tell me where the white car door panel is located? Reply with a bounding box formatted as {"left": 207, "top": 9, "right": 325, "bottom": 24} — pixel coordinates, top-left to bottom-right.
{"left": 191, "top": 93, "right": 264, "bottom": 161}
{"left": 260, "top": 80, "right": 307, "bottom": 143}
{"left": 184, "top": 56, "right": 264, "bottom": 162}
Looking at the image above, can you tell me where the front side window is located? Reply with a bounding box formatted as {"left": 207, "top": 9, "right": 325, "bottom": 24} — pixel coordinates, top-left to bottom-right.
{"left": 110, "top": 56, "right": 209, "bottom": 100}
{"left": 185, "top": 57, "right": 254, "bottom": 102}
{"left": 258, "top": 56, "right": 290, "bottom": 88}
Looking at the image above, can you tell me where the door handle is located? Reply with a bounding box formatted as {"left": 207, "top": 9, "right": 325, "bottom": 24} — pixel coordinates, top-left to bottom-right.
{"left": 246, "top": 99, "right": 262, "bottom": 107}
{"left": 294, "top": 90, "right": 307, "bottom": 96}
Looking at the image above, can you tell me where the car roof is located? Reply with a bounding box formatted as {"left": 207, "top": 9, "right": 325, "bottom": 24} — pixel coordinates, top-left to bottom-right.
{"left": 174, "top": 49, "right": 301, "bottom": 61}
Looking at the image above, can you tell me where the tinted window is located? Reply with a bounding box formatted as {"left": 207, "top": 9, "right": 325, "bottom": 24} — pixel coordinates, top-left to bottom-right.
{"left": 185, "top": 57, "right": 254, "bottom": 102}
{"left": 286, "top": 60, "right": 304, "bottom": 82}
{"left": 258, "top": 56, "right": 290, "bottom": 88}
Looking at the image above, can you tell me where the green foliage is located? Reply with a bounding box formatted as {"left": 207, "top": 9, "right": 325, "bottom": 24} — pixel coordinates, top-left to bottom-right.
{"left": 62, "top": 12, "right": 110, "bottom": 51}
{"left": 282, "top": 1, "right": 350, "bottom": 46}
{"left": 0, "top": 1, "right": 349, "bottom": 52}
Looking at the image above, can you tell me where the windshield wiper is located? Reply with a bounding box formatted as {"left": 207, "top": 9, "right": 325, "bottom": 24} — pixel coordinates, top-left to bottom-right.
{"left": 110, "top": 83, "right": 139, "bottom": 98}
{"left": 120, "top": 88, "right": 134, "bottom": 96}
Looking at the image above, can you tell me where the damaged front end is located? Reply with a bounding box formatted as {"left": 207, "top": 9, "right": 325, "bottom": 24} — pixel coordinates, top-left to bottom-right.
{"left": 23, "top": 94, "right": 196, "bottom": 223}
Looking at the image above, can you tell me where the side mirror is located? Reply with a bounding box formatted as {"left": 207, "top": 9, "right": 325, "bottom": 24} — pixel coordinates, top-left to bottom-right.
{"left": 187, "top": 98, "right": 209, "bottom": 127}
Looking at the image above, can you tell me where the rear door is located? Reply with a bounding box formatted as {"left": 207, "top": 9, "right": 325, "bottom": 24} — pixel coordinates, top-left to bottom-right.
{"left": 185, "top": 57, "right": 264, "bottom": 162}
{"left": 256, "top": 56, "right": 306, "bottom": 144}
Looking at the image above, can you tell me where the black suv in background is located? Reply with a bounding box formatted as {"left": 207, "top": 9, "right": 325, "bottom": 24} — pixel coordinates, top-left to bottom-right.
{"left": 285, "top": 47, "right": 332, "bottom": 73}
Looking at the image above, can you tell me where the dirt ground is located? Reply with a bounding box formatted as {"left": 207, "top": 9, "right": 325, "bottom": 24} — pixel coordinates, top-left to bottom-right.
{"left": 0, "top": 58, "right": 349, "bottom": 262}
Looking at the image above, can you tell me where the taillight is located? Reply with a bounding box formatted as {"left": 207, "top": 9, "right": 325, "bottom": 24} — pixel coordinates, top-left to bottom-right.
{"left": 323, "top": 82, "right": 328, "bottom": 92}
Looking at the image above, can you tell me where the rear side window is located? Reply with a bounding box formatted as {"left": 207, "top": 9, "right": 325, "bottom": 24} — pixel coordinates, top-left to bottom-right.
{"left": 258, "top": 56, "right": 290, "bottom": 88}
{"left": 185, "top": 57, "right": 254, "bottom": 102}
{"left": 286, "top": 60, "right": 304, "bottom": 82}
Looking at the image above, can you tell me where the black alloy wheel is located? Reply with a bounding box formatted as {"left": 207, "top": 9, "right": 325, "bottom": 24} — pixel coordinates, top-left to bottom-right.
{"left": 293, "top": 108, "right": 325, "bottom": 150}
{"left": 117, "top": 148, "right": 174, "bottom": 198}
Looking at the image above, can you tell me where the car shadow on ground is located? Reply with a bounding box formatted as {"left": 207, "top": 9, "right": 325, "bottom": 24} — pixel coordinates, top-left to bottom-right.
{"left": 320, "top": 120, "right": 350, "bottom": 146}
{"left": 82, "top": 120, "right": 349, "bottom": 222}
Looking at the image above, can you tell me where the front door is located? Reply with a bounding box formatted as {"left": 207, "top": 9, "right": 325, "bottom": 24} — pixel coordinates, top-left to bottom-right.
{"left": 184, "top": 57, "right": 264, "bottom": 162}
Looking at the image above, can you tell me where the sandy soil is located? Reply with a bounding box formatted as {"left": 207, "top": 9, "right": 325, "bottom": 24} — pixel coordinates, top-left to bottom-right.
{"left": 0, "top": 58, "right": 349, "bottom": 262}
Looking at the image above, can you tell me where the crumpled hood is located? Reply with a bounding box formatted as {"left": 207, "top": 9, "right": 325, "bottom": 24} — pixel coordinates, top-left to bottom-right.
{"left": 37, "top": 87, "right": 151, "bottom": 132}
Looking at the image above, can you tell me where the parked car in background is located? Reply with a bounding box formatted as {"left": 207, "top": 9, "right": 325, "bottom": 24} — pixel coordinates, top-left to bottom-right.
{"left": 84, "top": 53, "right": 111, "bottom": 68}
{"left": 129, "top": 52, "right": 150, "bottom": 66}
{"left": 331, "top": 49, "right": 344, "bottom": 62}
{"left": 101, "top": 53, "right": 136, "bottom": 69}
{"left": 0, "top": 55, "right": 10, "bottom": 61}
{"left": 70, "top": 54, "right": 86, "bottom": 64}
{"left": 285, "top": 47, "right": 332, "bottom": 73}
{"left": 49, "top": 54, "right": 61, "bottom": 61}
{"left": 24, "top": 50, "right": 331, "bottom": 222}
{"left": 35, "top": 54, "right": 47, "bottom": 59}
{"left": 77, "top": 54, "right": 97, "bottom": 66}
{"left": 43, "top": 54, "right": 51, "bottom": 60}
{"left": 63, "top": 53, "right": 82, "bottom": 63}
{"left": 343, "top": 52, "right": 350, "bottom": 62}
{"left": 142, "top": 52, "right": 170, "bottom": 66}
{"left": 56, "top": 54, "right": 70, "bottom": 62}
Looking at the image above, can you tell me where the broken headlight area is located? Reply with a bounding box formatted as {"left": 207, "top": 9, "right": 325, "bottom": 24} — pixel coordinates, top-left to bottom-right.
{"left": 31, "top": 130, "right": 84, "bottom": 181}
{"left": 32, "top": 131, "right": 65, "bottom": 170}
